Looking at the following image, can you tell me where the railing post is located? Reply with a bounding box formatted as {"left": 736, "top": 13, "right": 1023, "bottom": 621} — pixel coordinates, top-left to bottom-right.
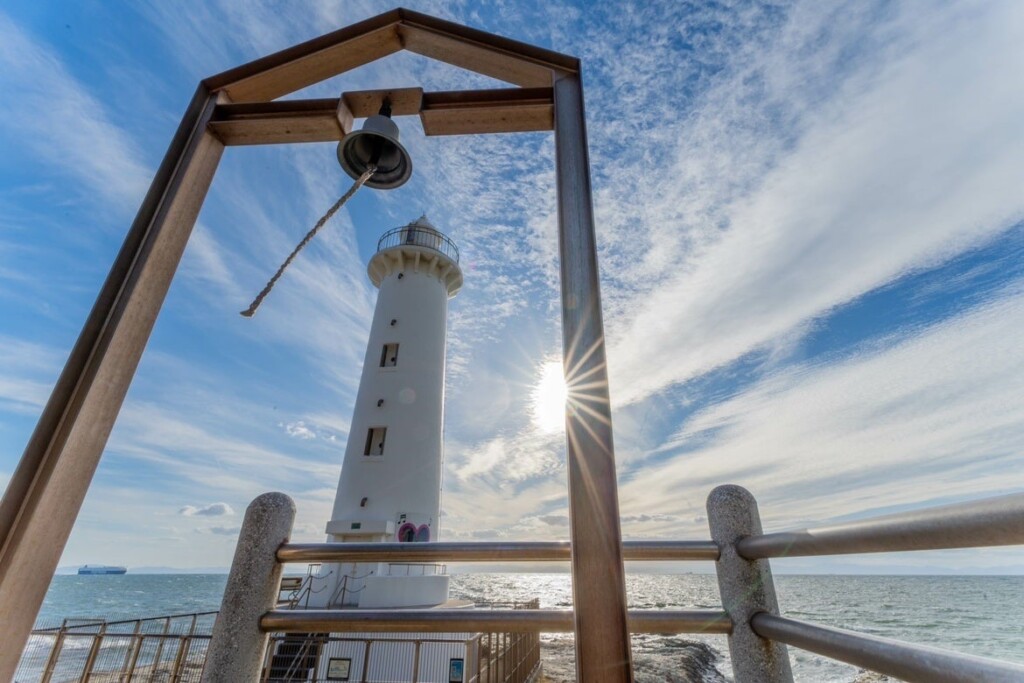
{"left": 39, "top": 629, "right": 65, "bottom": 683}
{"left": 360, "top": 640, "right": 372, "bottom": 683}
{"left": 707, "top": 485, "right": 793, "bottom": 683}
{"left": 201, "top": 492, "right": 295, "bottom": 682}
{"left": 80, "top": 626, "right": 105, "bottom": 678}
{"left": 151, "top": 617, "right": 171, "bottom": 673}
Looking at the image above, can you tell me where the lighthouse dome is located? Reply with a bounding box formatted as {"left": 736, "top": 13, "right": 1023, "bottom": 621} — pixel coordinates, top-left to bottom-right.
{"left": 397, "top": 214, "right": 443, "bottom": 250}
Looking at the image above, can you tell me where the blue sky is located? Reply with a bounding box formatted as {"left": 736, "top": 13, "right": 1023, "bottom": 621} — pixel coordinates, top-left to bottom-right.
{"left": 1, "top": 0, "right": 1023, "bottom": 574}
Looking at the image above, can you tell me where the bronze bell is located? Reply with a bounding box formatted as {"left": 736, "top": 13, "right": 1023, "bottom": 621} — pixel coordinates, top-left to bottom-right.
{"left": 336, "top": 100, "right": 412, "bottom": 190}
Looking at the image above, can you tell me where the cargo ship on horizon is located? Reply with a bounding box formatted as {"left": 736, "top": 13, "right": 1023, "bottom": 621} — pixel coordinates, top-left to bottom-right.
{"left": 77, "top": 565, "right": 127, "bottom": 576}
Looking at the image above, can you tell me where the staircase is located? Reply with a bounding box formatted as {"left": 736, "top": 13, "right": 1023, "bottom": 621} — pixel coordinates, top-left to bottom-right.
{"left": 264, "top": 632, "right": 324, "bottom": 681}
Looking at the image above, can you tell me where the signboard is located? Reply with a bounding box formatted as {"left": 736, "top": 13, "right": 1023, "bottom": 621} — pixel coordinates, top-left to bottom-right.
{"left": 449, "top": 658, "right": 465, "bottom": 682}
{"left": 327, "top": 658, "right": 352, "bottom": 681}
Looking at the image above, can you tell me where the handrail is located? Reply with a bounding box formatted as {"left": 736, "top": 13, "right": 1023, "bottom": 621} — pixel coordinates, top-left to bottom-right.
{"left": 260, "top": 609, "right": 731, "bottom": 635}
{"left": 204, "top": 490, "right": 1024, "bottom": 683}
{"left": 377, "top": 224, "right": 460, "bottom": 263}
{"left": 751, "top": 613, "right": 1024, "bottom": 683}
{"left": 32, "top": 611, "right": 219, "bottom": 633}
{"left": 738, "top": 492, "right": 1024, "bottom": 559}
{"left": 276, "top": 539, "right": 719, "bottom": 563}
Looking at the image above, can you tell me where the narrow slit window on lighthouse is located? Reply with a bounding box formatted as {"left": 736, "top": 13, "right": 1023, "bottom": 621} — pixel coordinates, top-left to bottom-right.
{"left": 364, "top": 427, "right": 387, "bottom": 456}
{"left": 380, "top": 343, "right": 399, "bottom": 367}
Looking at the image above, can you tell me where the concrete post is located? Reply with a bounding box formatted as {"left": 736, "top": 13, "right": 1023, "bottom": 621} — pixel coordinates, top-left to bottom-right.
{"left": 707, "top": 485, "right": 793, "bottom": 683}
{"left": 202, "top": 492, "right": 295, "bottom": 682}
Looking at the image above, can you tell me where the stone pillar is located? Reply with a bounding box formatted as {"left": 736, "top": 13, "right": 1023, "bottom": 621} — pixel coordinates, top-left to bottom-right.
{"left": 707, "top": 485, "right": 793, "bottom": 683}
{"left": 202, "top": 492, "right": 295, "bottom": 682}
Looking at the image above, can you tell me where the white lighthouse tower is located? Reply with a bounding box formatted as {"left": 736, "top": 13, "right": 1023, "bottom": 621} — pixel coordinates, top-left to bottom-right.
{"left": 315, "top": 215, "right": 462, "bottom": 609}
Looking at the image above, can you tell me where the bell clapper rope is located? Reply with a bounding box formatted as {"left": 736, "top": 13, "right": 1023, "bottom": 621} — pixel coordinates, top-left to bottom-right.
{"left": 240, "top": 164, "right": 377, "bottom": 317}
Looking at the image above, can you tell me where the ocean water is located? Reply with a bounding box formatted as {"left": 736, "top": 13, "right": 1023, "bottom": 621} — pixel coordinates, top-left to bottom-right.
{"left": 33, "top": 573, "right": 1024, "bottom": 682}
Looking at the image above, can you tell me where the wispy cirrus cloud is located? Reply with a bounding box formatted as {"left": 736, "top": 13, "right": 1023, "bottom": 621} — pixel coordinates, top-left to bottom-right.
{"left": 619, "top": 280, "right": 1024, "bottom": 537}
{"left": 0, "top": 11, "right": 151, "bottom": 210}
{"left": 6, "top": 0, "right": 1024, "bottom": 574}
{"left": 604, "top": 0, "right": 1024, "bottom": 404}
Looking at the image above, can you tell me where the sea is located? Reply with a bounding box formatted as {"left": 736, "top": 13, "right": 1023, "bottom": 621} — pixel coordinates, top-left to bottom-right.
{"left": 31, "top": 573, "right": 1024, "bottom": 682}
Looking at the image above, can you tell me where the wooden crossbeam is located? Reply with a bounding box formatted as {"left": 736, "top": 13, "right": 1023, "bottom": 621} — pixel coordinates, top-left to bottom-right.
{"left": 208, "top": 87, "right": 553, "bottom": 145}
{"left": 203, "top": 8, "right": 577, "bottom": 103}
{"left": 207, "top": 99, "right": 346, "bottom": 146}
{"left": 420, "top": 87, "right": 553, "bottom": 135}
{"left": 398, "top": 22, "right": 556, "bottom": 88}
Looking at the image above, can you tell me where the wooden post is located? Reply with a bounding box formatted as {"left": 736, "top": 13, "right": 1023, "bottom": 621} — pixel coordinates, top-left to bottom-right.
{"left": 553, "top": 71, "right": 633, "bottom": 681}
{"left": 0, "top": 86, "right": 223, "bottom": 681}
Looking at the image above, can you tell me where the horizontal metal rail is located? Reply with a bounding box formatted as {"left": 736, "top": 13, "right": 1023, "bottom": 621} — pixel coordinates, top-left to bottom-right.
{"left": 738, "top": 492, "right": 1024, "bottom": 559}
{"left": 261, "top": 609, "right": 731, "bottom": 635}
{"left": 751, "top": 613, "right": 1024, "bottom": 683}
{"left": 32, "top": 611, "right": 219, "bottom": 633}
{"left": 276, "top": 540, "right": 719, "bottom": 563}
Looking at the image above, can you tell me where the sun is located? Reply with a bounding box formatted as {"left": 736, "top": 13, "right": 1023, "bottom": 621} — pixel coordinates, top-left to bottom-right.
{"left": 532, "top": 360, "right": 569, "bottom": 433}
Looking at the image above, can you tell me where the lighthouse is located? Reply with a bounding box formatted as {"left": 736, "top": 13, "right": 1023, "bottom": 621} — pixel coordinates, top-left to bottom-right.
{"left": 314, "top": 215, "right": 462, "bottom": 609}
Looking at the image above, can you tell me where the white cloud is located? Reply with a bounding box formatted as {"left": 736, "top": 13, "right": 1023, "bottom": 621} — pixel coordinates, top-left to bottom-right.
{"left": 6, "top": 0, "right": 1024, "bottom": 575}
{"left": 0, "top": 12, "right": 151, "bottom": 210}
{"left": 0, "top": 336, "right": 63, "bottom": 415}
{"left": 605, "top": 1, "right": 1024, "bottom": 404}
{"left": 283, "top": 421, "right": 317, "bottom": 440}
{"left": 619, "top": 282, "right": 1024, "bottom": 536}
{"left": 179, "top": 502, "right": 234, "bottom": 517}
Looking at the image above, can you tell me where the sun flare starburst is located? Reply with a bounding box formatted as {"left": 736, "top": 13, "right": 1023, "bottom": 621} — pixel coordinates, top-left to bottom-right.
{"left": 532, "top": 361, "right": 569, "bottom": 433}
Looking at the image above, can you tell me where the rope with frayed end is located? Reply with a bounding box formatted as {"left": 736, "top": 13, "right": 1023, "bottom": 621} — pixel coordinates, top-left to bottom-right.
{"left": 241, "top": 165, "right": 377, "bottom": 317}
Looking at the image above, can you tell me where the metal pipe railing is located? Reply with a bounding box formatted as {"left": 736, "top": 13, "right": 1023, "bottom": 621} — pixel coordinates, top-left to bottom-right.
{"left": 276, "top": 539, "right": 719, "bottom": 563}
{"left": 260, "top": 609, "right": 731, "bottom": 635}
{"left": 738, "top": 492, "right": 1024, "bottom": 559}
{"left": 31, "top": 611, "right": 219, "bottom": 634}
{"left": 207, "top": 487, "right": 1024, "bottom": 683}
{"left": 751, "top": 613, "right": 1024, "bottom": 683}
{"left": 377, "top": 224, "right": 460, "bottom": 263}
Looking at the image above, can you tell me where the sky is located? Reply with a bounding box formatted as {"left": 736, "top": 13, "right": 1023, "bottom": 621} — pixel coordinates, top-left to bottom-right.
{"left": 1, "top": 0, "right": 1023, "bottom": 575}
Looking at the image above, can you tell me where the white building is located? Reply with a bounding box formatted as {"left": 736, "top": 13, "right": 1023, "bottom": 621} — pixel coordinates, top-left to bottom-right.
{"left": 312, "top": 215, "right": 462, "bottom": 610}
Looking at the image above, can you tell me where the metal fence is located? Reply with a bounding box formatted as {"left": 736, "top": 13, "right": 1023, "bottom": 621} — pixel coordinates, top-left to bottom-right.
{"left": 16, "top": 487, "right": 1024, "bottom": 682}
{"left": 14, "top": 602, "right": 542, "bottom": 683}
{"left": 240, "top": 487, "right": 1024, "bottom": 683}
{"left": 14, "top": 612, "right": 217, "bottom": 683}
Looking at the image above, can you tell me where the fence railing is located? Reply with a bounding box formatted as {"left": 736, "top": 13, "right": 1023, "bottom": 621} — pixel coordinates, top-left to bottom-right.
{"left": 15, "top": 611, "right": 218, "bottom": 683}
{"left": 202, "top": 488, "right": 1024, "bottom": 683}
{"left": 14, "top": 487, "right": 1024, "bottom": 681}
{"left": 386, "top": 562, "right": 448, "bottom": 576}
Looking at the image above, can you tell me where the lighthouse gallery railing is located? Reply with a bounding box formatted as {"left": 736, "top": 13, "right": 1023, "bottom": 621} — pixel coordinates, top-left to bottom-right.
{"left": 377, "top": 225, "right": 460, "bottom": 264}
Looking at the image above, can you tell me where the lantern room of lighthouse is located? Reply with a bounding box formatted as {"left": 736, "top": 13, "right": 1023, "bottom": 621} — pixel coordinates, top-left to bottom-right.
{"left": 313, "top": 215, "right": 462, "bottom": 609}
